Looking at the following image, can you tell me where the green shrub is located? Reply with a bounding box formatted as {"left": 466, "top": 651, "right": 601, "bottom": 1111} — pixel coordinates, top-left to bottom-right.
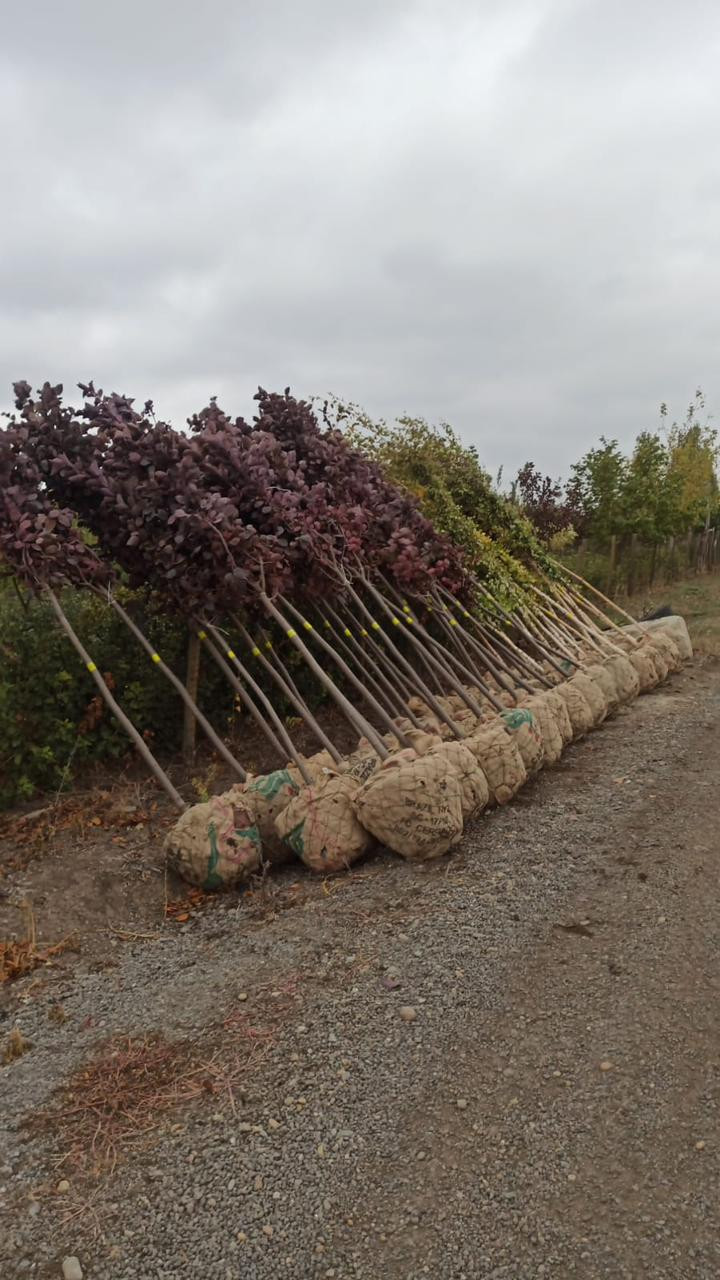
{"left": 0, "top": 587, "right": 229, "bottom": 808}
{"left": 0, "top": 584, "right": 341, "bottom": 810}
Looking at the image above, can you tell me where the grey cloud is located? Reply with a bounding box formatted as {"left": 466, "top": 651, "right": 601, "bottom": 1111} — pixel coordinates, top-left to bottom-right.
{"left": 2, "top": 0, "right": 719, "bottom": 479}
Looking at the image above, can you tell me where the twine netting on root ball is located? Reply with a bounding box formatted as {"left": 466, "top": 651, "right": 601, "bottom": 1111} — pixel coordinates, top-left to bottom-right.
{"left": 0, "top": 379, "right": 693, "bottom": 879}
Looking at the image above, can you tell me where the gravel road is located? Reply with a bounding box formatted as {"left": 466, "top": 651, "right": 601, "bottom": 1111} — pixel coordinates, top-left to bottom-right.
{"left": 2, "top": 658, "right": 719, "bottom": 1279}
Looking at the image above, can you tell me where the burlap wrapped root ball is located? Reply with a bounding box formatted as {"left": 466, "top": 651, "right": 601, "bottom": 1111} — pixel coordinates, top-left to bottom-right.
{"left": 626, "top": 641, "right": 662, "bottom": 691}
{"left": 275, "top": 773, "right": 372, "bottom": 873}
{"left": 521, "top": 693, "right": 564, "bottom": 765}
{"left": 444, "top": 692, "right": 471, "bottom": 713}
{"left": 604, "top": 651, "right": 641, "bottom": 702}
{"left": 435, "top": 706, "right": 477, "bottom": 739}
{"left": 539, "top": 688, "right": 574, "bottom": 746}
{"left": 344, "top": 747, "right": 381, "bottom": 784}
{"left": 564, "top": 671, "right": 609, "bottom": 725}
{"left": 652, "top": 616, "right": 692, "bottom": 662}
{"left": 644, "top": 629, "right": 683, "bottom": 673}
{"left": 237, "top": 770, "right": 301, "bottom": 867}
{"left": 428, "top": 741, "right": 490, "bottom": 820}
{"left": 286, "top": 749, "right": 338, "bottom": 789}
{"left": 497, "top": 688, "right": 517, "bottom": 708}
{"left": 404, "top": 727, "right": 444, "bottom": 756}
{"left": 500, "top": 707, "right": 545, "bottom": 776}
{"left": 464, "top": 723, "right": 527, "bottom": 806}
{"left": 583, "top": 661, "right": 621, "bottom": 714}
{"left": 553, "top": 680, "right": 594, "bottom": 738}
{"left": 353, "top": 747, "right": 465, "bottom": 862}
{"left": 165, "top": 791, "right": 263, "bottom": 889}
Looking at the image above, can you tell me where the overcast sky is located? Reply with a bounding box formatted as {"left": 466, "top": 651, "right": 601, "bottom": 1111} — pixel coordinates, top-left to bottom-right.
{"left": 2, "top": 0, "right": 719, "bottom": 480}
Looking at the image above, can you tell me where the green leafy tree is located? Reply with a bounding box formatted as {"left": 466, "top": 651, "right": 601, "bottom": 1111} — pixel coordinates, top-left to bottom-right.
{"left": 322, "top": 398, "right": 556, "bottom": 603}
{"left": 666, "top": 427, "right": 718, "bottom": 530}
{"left": 566, "top": 438, "right": 628, "bottom": 542}
{"left": 619, "top": 432, "right": 681, "bottom": 541}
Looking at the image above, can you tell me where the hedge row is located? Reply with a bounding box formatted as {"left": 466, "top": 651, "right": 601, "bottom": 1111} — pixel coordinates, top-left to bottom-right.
{"left": 0, "top": 586, "right": 334, "bottom": 808}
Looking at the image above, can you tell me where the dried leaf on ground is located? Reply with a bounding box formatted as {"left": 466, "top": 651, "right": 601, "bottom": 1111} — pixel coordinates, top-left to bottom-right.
{"left": 0, "top": 935, "right": 74, "bottom": 983}
{"left": 165, "top": 888, "right": 209, "bottom": 922}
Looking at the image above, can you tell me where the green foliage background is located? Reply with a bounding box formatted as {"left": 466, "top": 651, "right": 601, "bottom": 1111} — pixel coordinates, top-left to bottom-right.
{"left": 0, "top": 586, "right": 207, "bottom": 806}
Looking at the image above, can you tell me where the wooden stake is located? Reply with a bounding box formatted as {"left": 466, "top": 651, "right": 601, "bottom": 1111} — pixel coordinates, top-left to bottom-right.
{"left": 46, "top": 588, "right": 186, "bottom": 812}
{"left": 553, "top": 561, "right": 640, "bottom": 629}
{"left": 183, "top": 630, "right": 201, "bottom": 766}
{"left": 100, "top": 593, "right": 246, "bottom": 781}
{"left": 232, "top": 616, "right": 343, "bottom": 765}
{"left": 280, "top": 595, "right": 413, "bottom": 749}
{"left": 261, "top": 594, "right": 389, "bottom": 760}
{"left": 200, "top": 621, "right": 312, "bottom": 784}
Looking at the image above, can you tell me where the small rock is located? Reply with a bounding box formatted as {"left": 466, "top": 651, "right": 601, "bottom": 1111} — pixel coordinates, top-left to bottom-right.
{"left": 456, "top": 1098, "right": 468, "bottom": 1110}
{"left": 238, "top": 993, "right": 248, "bottom": 1002}
{"left": 599, "top": 1060, "right": 614, "bottom": 1072}
{"left": 237, "top": 1231, "right": 247, "bottom": 1244}
{"left": 695, "top": 1140, "right": 706, "bottom": 1151}
{"left": 399, "top": 1006, "right": 417, "bottom": 1023}
{"left": 268, "top": 1118, "right": 281, "bottom": 1131}
{"left": 62, "top": 1258, "right": 83, "bottom": 1280}
{"left": 262, "top": 1224, "right": 274, "bottom": 1239}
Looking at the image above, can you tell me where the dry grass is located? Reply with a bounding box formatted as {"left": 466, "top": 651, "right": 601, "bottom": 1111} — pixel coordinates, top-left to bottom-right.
{"left": 1, "top": 1026, "right": 32, "bottom": 1064}
{"left": 0, "top": 900, "right": 74, "bottom": 983}
{"left": 623, "top": 571, "right": 720, "bottom": 657}
{"left": 29, "top": 1000, "right": 287, "bottom": 1174}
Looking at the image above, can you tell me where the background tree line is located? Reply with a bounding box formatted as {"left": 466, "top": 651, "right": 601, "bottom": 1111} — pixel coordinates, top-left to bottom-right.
{"left": 510, "top": 390, "right": 719, "bottom": 550}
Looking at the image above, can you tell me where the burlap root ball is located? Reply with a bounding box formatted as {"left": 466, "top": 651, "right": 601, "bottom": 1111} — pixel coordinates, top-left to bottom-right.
{"left": 276, "top": 774, "right": 372, "bottom": 873}
{"left": 565, "top": 670, "right": 609, "bottom": 725}
{"left": 520, "top": 693, "right": 565, "bottom": 765}
{"left": 500, "top": 707, "right": 545, "bottom": 776}
{"left": 165, "top": 792, "right": 263, "bottom": 889}
{"left": 353, "top": 748, "right": 465, "bottom": 861}
{"left": 464, "top": 723, "right": 527, "bottom": 805}
{"left": 604, "top": 652, "right": 641, "bottom": 702}
{"left": 553, "top": 680, "right": 594, "bottom": 738}
{"left": 583, "top": 661, "right": 621, "bottom": 713}
{"left": 237, "top": 770, "right": 300, "bottom": 867}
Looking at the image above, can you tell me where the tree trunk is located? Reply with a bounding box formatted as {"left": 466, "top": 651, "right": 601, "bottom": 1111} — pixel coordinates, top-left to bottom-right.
{"left": 182, "top": 630, "right": 201, "bottom": 766}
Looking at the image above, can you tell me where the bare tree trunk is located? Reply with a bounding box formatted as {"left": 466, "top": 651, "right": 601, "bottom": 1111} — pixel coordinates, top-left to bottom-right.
{"left": 46, "top": 588, "right": 186, "bottom": 812}
{"left": 260, "top": 594, "right": 389, "bottom": 760}
{"left": 183, "top": 631, "right": 201, "bottom": 766}
{"left": 100, "top": 593, "right": 246, "bottom": 781}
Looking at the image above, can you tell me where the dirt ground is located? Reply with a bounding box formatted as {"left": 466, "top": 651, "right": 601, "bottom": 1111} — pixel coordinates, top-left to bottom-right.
{"left": 1, "top": 602, "right": 719, "bottom": 1278}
